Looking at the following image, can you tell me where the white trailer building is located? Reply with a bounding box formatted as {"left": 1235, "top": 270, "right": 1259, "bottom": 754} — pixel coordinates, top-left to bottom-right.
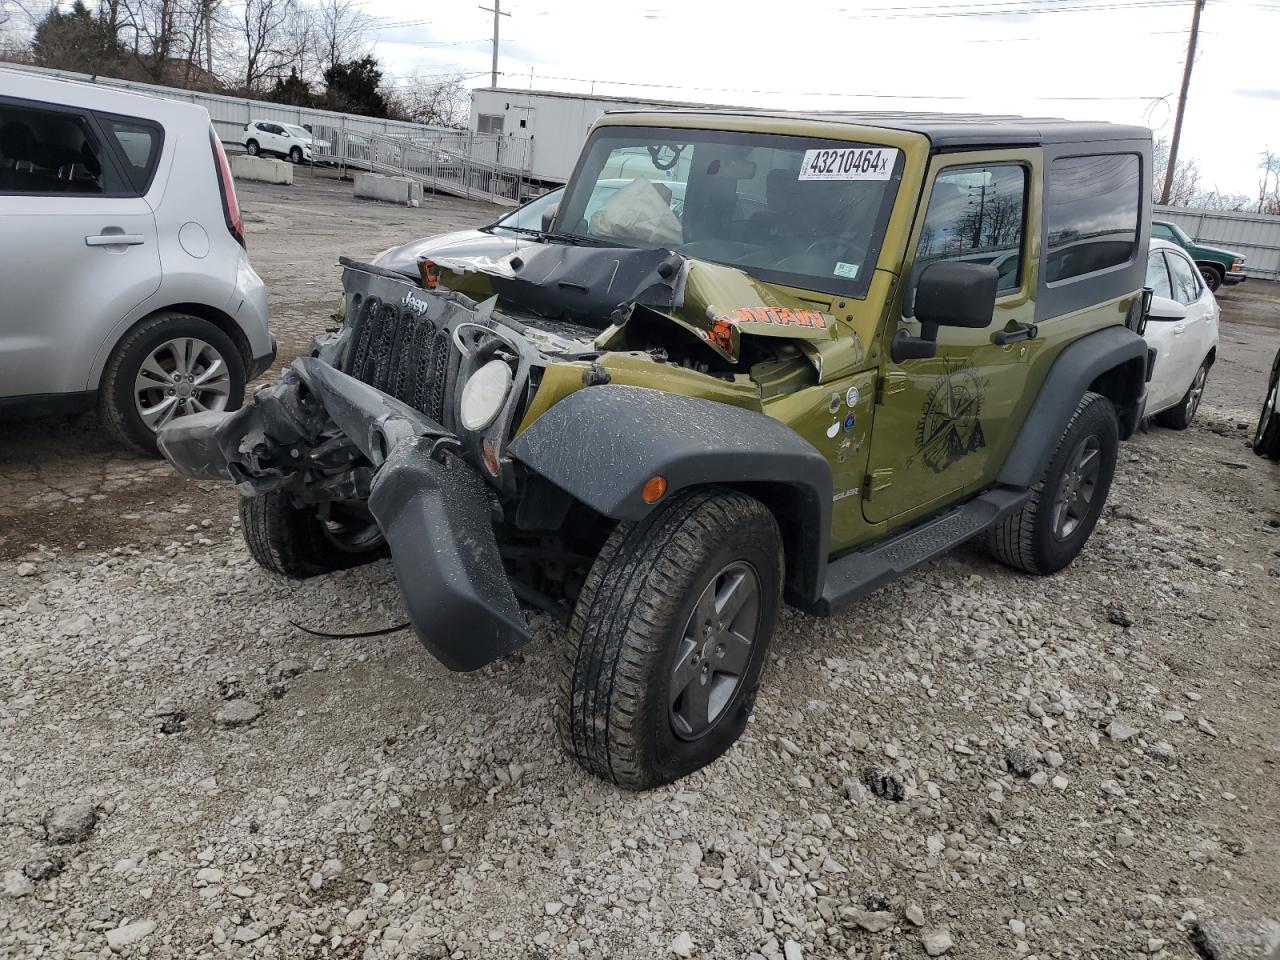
{"left": 469, "top": 87, "right": 725, "bottom": 185}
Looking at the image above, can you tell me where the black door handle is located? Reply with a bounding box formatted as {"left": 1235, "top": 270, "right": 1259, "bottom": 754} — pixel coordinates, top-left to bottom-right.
{"left": 993, "top": 323, "right": 1038, "bottom": 346}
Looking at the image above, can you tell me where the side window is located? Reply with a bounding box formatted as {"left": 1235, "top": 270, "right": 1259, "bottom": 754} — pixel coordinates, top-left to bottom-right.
{"left": 1146, "top": 252, "right": 1172, "bottom": 299}
{"left": 477, "top": 114, "right": 505, "bottom": 135}
{"left": 0, "top": 102, "right": 113, "bottom": 195}
{"left": 102, "top": 116, "right": 162, "bottom": 193}
{"left": 907, "top": 163, "right": 1026, "bottom": 314}
{"left": 1166, "top": 252, "right": 1202, "bottom": 305}
{"left": 1044, "top": 153, "right": 1140, "bottom": 284}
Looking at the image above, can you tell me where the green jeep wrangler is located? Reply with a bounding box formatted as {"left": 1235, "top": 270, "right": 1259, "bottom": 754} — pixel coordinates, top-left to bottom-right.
{"left": 159, "top": 111, "right": 1153, "bottom": 789}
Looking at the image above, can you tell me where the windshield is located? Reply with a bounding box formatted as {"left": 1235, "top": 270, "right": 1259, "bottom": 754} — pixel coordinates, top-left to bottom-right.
{"left": 284, "top": 124, "right": 311, "bottom": 139}
{"left": 556, "top": 126, "right": 903, "bottom": 298}
{"left": 496, "top": 188, "right": 563, "bottom": 233}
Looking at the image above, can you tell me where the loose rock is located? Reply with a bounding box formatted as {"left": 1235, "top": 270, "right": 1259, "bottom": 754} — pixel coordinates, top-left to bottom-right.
{"left": 214, "top": 699, "right": 262, "bottom": 727}
{"left": 44, "top": 802, "right": 97, "bottom": 844}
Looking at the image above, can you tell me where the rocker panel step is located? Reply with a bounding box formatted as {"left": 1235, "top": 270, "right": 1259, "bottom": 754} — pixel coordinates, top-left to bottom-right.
{"left": 815, "top": 486, "right": 1029, "bottom": 616}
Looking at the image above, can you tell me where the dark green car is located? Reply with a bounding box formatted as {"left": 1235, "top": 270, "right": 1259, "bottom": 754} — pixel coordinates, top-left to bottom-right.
{"left": 1152, "top": 219, "right": 1246, "bottom": 291}
{"left": 156, "top": 111, "right": 1155, "bottom": 789}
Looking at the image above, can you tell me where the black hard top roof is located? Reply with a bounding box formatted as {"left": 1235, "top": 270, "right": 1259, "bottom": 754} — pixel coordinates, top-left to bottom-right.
{"left": 610, "top": 108, "right": 1152, "bottom": 148}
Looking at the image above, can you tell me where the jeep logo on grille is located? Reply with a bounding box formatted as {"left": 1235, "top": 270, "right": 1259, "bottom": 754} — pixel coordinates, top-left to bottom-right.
{"left": 401, "top": 292, "right": 431, "bottom": 317}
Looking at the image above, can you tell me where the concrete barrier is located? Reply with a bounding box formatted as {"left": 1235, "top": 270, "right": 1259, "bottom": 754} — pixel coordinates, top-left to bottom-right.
{"left": 230, "top": 155, "right": 293, "bottom": 185}
{"left": 354, "top": 173, "right": 423, "bottom": 207}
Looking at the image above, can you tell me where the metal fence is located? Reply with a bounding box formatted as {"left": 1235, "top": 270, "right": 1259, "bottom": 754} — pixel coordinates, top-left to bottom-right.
{"left": 309, "top": 125, "right": 523, "bottom": 204}
{"left": 1154, "top": 205, "right": 1280, "bottom": 282}
{"left": 2, "top": 61, "right": 530, "bottom": 204}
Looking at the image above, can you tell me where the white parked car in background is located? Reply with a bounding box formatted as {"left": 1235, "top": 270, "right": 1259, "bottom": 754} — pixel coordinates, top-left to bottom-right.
{"left": 1142, "top": 238, "right": 1219, "bottom": 430}
{"left": 241, "top": 120, "right": 327, "bottom": 163}
{"left": 0, "top": 69, "right": 274, "bottom": 455}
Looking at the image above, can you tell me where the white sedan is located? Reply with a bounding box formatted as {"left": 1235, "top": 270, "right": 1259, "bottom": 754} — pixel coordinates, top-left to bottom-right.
{"left": 1143, "top": 238, "right": 1219, "bottom": 429}
{"left": 241, "top": 120, "right": 328, "bottom": 163}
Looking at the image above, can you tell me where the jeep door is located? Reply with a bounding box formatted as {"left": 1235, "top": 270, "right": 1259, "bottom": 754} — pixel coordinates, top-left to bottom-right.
{"left": 863, "top": 151, "right": 1040, "bottom": 525}
{"left": 0, "top": 98, "right": 161, "bottom": 399}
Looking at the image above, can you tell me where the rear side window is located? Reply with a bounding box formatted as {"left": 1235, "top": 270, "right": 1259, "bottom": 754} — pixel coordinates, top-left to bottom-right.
{"left": 102, "top": 116, "right": 163, "bottom": 193}
{"left": 1166, "top": 251, "right": 1203, "bottom": 305}
{"left": 1044, "top": 153, "right": 1141, "bottom": 284}
{"left": 0, "top": 102, "right": 116, "bottom": 195}
{"left": 1146, "top": 252, "right": 1172, "bottom": 299}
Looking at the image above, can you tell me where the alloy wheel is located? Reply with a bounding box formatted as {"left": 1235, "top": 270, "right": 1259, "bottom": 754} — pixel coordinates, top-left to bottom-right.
{"left": 1257, "top": 375, "right": 1278, "bottom": 448}
{"left": 1052, "top": 435, "right": 1102, "bottom": 541}
{"left": 133, "top": 337, "right": 232, "bottom": 432}
{"left": 1186, "top": 365, "right": 1207, "bottom": 421}
{"left": 669, "top": 561, "right": 761, "bottom": 741}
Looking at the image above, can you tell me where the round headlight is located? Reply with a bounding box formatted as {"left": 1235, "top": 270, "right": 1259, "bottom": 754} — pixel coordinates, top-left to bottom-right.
{"left": 459, "top": 359, "right": 513, "bottom": 431}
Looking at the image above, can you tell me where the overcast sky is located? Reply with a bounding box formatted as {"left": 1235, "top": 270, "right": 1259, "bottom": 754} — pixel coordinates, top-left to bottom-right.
{"left": 367, "top": 0, "right": 1280, "bottom": 198}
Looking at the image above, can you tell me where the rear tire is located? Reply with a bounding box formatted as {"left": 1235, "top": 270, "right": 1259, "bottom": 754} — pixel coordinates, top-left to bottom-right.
{"left": 1254, "top": 349, "right": 1280, "bottom": 461}
{"left": 246, "top": 139, "right": 259, "bottom": 157}
{"left": 98, "top": 312, "right": 245, "bottom": 457}
{"left": 240, "top": 492, "right": 385, "bottom": 578}
{"left": 1155, "top": 359, "right": 1208, "bottom": 430}
{"left": 1198, "top": 264, "right": 1223, "bottom": 292}
{"left": 987, "top": 391, "right": 1119, "bottom": 575}
{"left": 557, "top": 488, "right": 783, "bottom": 790}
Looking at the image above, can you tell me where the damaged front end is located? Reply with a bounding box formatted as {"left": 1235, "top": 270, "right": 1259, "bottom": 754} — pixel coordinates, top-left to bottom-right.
{"left": 157, "top": 260, "right": 606, "bottom": 671}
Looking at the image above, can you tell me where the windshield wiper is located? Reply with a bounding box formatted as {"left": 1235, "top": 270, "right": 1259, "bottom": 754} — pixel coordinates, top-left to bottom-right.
{"left": 538, "top": 231, "right": 613, "bottom": 247}
{"left": 495, "top": 225, "right": 542, "bottom": 236}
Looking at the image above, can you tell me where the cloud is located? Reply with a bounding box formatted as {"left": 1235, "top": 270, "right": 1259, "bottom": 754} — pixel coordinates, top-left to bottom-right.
{"left": 1235, "top": 88, "right": 1280, "bottom": 101}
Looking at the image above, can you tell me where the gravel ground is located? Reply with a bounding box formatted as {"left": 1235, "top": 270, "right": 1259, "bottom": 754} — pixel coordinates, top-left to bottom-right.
{"left": 2, "top": 175, "right": 1279, "bottom": 960}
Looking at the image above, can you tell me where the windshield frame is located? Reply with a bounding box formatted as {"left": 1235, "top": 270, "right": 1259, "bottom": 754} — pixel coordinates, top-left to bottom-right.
{"left": 554, "top": 124, "right": 905, "bottom": 301}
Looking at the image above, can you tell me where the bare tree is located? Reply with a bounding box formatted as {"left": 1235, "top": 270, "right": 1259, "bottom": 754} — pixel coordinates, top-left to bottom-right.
{"left": 238, "top": 0, "right": 296, "bottom": 91}
{"left": 313, "top": 0, "right": 368, "bottom": 74}
{"left": 1258, "top": 149, "right": 1280, "bottom": 214}
{"left": 389, "top": 70, "right": 470, "bottom": 128}
{"left": 1153, "top": 137, "right": 1202, "bottom": 207}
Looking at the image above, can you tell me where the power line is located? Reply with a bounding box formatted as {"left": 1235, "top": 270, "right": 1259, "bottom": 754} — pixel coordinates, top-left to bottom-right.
{"left": 495, "top": 70, "right": 1169, "bottom": 103}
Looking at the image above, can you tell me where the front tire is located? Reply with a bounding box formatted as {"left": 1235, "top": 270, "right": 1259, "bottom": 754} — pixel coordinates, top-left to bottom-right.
{"left": 240, "top": 492, "right": 386, "bottom": 578}
{"left": 557, "top": 488, "right": 783, "bottom": 790}
{"left": 1155, "top": 359, "right": 1208, "bottom": 430}
{"left": 98, "top": 312, "right": 245, "bottom": 457}
{"left": 289, "top": 146, "right": 303, "bottom": 163}
{"left": 1198, "top": 264, "right": 1223, "bottom": 292}
{"left": 987, "top": 391, "right": 1119, "bottom": 575}
{"left": 246, "top": 139, "right": 260, "bottom": 157}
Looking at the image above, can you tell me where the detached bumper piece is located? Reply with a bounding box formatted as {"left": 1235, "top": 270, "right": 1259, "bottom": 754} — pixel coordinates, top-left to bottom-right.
{"left": 156, "top": 357, "right": 531, "bottom": 672}
{"left": 370, "top": 437, "right": 530, "bottom": 670}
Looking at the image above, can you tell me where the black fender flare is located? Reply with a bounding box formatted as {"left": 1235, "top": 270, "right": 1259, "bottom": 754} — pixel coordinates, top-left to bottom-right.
{"left": 999, "top": 325, "right": 1148, "bottom": 489}
{"left": 507, "top": 385, "right": 833, "bottom": 606}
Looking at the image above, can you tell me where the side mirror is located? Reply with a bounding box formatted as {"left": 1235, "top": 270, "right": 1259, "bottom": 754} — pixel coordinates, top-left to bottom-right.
{"left": 892, "top": 261, "right": 999, "bottom": 362}
{"left": 1146, "top": 294, "right": 1188, "bottom": 322}
{"left": 540, "top": 203, "right": 558, "bottom": 233}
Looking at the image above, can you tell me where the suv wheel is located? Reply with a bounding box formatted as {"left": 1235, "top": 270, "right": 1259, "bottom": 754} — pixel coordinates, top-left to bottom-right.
{"left": 1254, "top": 349, "right": 1280, "bottom": 461}
{"left": 289, "top": 146, "right": 303, "bottom": 163}
{"left": 246, "top": 139, "right": 259, "bottom": 156}
{"left": 987, "top": 391, "right": 1119, "bottom": 575}
{"left": 1199, "top": 264, "right": 1223, "bottom": 292}
{"left": 240, "top": 492, "right": 386, "bottom": 578}
{"left": 98, "top": 312, "right": 246, "bottom": 457}
{"left": 557, "top": 488, "right": 783, "bottom": 790}
{"left": 1155, "top": 360, "right": 1208, "bottom": 430}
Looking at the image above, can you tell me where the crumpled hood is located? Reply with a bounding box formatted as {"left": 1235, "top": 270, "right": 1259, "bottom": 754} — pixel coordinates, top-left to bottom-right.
{"left": 430, "top": 242, "right": 836, "bottom": 363}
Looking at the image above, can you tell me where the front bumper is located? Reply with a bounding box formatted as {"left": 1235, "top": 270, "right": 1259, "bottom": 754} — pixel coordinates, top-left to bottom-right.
{"left": 1224, "top": 272, "right": 1247, "bottom": 285}
{"left": 157, "top": 356, "right": 531, "bottom": 671}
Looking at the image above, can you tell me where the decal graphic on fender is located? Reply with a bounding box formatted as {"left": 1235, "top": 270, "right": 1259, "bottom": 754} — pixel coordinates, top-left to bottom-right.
{"left": 730, "top": 307, "right": 827, "bottom": 328}
{"left": 912, "top": 364, "right": 987, "bottom": 473}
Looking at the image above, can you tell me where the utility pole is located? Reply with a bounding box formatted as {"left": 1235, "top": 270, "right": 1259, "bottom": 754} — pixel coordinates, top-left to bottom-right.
{"left": 478, "top": 0, "right": 510, "bottom": 89}
{"left": 1161, "top": 0, "right": 1204, "bottom": 206}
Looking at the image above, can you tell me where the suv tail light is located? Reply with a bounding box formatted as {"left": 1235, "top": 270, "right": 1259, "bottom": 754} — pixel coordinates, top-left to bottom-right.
{"left": 209, "top": 127, "right": 245, "bottom": 249}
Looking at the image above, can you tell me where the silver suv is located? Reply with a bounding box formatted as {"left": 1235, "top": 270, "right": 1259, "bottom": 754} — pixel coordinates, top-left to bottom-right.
{"left": 0, "top": 69, "right": 274, "bottom": 455}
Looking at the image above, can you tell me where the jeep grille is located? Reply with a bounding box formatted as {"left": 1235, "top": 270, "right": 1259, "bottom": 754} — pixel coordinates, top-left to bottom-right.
{"left": 343, "top": 295, "right": 454, "bottom": 424}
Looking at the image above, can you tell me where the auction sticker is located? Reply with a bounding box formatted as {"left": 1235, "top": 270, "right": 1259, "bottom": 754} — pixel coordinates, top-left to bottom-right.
{"left": 799, "top": 147, "right": 897, "bottom": 181}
